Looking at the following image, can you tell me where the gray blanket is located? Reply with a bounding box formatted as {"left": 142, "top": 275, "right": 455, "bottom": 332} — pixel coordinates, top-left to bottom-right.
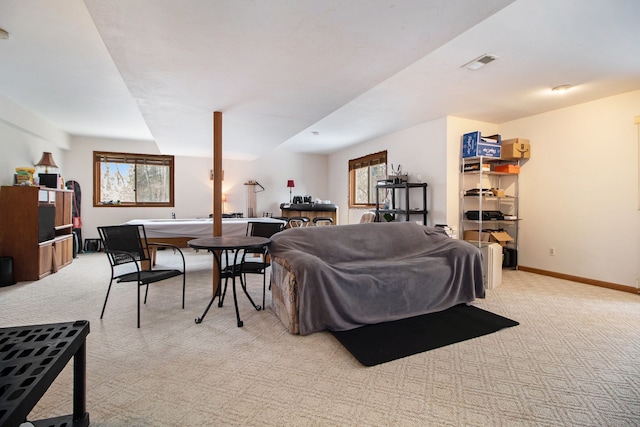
{"left": 268, "top": 222, "right": 485, "bottom": 335}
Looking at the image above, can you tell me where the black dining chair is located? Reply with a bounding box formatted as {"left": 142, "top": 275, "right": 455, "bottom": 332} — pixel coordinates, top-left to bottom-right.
{"left": 241, "top": 221, "right": 285, "bottom": 308}
{"left": 98, "top": 224, "right": 186, "bottom": 328}
{"left": 272, "top": 216, "right": 290, "bottom": 228}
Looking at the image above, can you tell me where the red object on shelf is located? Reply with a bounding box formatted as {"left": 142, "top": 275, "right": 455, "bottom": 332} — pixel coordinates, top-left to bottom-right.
{"left": 493, "top": 164, "right": 520, "bottom": 174}
{"left": 287, "top": 180, "right": 295, "bottom": 203}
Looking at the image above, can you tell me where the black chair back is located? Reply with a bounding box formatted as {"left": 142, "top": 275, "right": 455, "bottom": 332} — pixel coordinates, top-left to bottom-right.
{"left": 98, "top": 225, "right": 149, "bottom": 267}
{"left": 272, "top": 216, "right": 290, "bottom": 228}
{"left": 246, "top": 221, "right": 284, "bottom": 239}
{"left": 243, "top": 221, "right": 283, "bottom": 309}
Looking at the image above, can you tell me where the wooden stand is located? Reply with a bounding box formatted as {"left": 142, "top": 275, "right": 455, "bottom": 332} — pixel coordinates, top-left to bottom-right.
{"left": 0, "top": 186, "right": 74, "bottom": 281}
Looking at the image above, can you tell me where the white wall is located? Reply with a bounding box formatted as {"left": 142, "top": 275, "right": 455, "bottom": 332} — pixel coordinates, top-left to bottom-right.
{"left": 499, "top": 90, "right": 640, "bottom": 287}
{"left": 63, "top": 136, "right": 330, "bottom": 238}
{"left": 2, "top": 87, "right": 638, "bottom": 287}
{"left": 231, "top": 145, "right": 329, "bottom": 218}
{"left": 328, "top": 118, "right": 450, "bottom": 226}
{"left": 64, "top": 136, "right": 214, "bottom": 239}
{"left": 0, "top": 95, "right": 70, "bottom": 185}
{"left": 328, "top": 92, "right": 639, "bottom": 288}
{"left": 1, "top": 92, "right": 330, "bottom": 239}
{"left": 327, "top": 117, "right": 499, "bottom": 229}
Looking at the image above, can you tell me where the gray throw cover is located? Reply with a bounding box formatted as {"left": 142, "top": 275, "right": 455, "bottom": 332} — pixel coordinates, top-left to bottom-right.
{"left": 268, "top": 222, "right": 485, "bottom": 335}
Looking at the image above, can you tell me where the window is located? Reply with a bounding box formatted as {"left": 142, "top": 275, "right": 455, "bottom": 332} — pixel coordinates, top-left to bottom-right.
{"left": 348, "top": 150, "right": 387, "bottom": 208}
{"left": 93, "top": 151, "right": 174, "bottom": 207}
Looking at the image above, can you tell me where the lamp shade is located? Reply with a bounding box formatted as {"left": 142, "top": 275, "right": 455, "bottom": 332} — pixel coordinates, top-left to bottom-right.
{"left": 287, "top": 180, "right": 295, "bottom": 188}
{"left": 36, "top": 152, "right": 58, "bottom": 169}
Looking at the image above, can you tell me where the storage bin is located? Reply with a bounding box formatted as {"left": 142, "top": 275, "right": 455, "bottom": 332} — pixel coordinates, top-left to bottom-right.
{"left": 493, "top": 164, "right": 520, "bottom": 174}
{"left": 461, "top": 132, "right": 501, "bottom": 158}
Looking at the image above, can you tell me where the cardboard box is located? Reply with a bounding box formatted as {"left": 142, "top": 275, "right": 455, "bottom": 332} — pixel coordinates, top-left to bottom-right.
{"left": 493, "top": 164, "right": 520, "bottom": 174}
{"left": 501, "top": 138, "right": 530, "bottom": 159}
{"left": 462, "top": 162, "right": 490, "bottom": 172}
{"left": 461, "top": 132, "right": 501, "bottom": 159}
{"left": 463, "top": 230, "right": 513, "bottom": 246}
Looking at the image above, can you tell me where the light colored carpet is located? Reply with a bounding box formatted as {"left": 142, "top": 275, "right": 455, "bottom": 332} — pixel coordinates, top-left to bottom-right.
{"left": 1, "top": 249, "right": 639, "bottom": 426}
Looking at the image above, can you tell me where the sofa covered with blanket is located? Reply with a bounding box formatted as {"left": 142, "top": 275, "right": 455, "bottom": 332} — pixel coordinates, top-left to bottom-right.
{"left": 268, "top": 222, "right": 485, "bottom": 335}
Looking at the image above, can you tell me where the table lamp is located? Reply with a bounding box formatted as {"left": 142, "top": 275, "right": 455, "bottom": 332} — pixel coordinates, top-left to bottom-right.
{"left": 287, "top": 180, "right": 295, "bottom": 203}
{"left": 36, "top": 152, "right": 58, "bottom": 172}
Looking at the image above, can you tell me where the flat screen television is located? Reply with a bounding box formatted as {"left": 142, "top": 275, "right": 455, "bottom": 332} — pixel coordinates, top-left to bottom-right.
{"left": 39, "top": 173, "right": 59, "bottom": 189}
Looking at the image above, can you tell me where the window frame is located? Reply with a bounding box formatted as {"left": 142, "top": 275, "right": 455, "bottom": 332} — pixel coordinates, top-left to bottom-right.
{"left": 93, "top": 151, "right": 175, "bottom": 208}
{"left": 348, "top": 150, "right": 387, "bottom": 208}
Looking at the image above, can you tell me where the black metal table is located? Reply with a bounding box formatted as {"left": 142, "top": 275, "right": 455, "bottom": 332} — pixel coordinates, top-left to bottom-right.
{"left": 0, "top": 320, "right": 90, "bottom": 427}
{"left": 188, "top": 236, "right": 270, "bottom": 327}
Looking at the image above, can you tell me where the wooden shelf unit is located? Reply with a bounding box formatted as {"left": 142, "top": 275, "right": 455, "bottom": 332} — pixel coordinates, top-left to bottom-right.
{"left": 0, "top": 186, "right": 74, "bottom": 281}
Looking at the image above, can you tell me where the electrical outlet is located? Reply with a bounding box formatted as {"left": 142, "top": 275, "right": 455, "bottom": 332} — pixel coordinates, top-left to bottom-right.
{"left": 549, "top": 247, "right": 556, "bottom": 256}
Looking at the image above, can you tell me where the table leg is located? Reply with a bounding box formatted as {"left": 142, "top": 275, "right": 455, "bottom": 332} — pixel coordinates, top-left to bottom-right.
{"left": 238, "top": 274, "right": 262, "bottom": 311}
{"left": 231, "top": 249, "right": 244, "bottom": 327}
{"left": 194, "top": 245, "right": 266, "bottom": 327}
{"left": 195, "top": 251, "right": 223, "bottom": 324}
{"left": 231, "top": 275, "right": 243, "bottom": 327}
{"left": 217, "top": 251, "right": 226, "bottom": 307}
{"left": 195, "top": 295, "right": 218, "bottom": 324}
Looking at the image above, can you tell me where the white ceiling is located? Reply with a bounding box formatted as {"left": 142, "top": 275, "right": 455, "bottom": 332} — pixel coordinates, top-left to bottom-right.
{"left": 1, "top": 0, "right": 639, "bottom": 160}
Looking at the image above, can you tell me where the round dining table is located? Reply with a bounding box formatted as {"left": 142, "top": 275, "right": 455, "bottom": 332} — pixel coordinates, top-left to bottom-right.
{"left": 188, "top": 236, "right": 271, "bottom": 327}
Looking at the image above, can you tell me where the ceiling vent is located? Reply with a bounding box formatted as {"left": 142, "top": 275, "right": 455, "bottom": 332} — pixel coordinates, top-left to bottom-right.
{"left": 462, "top": 54, "right": 498, "bottom": 70}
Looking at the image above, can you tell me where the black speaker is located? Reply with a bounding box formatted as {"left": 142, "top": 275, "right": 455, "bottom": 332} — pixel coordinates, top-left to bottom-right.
{"left": 0, "top": 256, "right": 16, "bottom": 287}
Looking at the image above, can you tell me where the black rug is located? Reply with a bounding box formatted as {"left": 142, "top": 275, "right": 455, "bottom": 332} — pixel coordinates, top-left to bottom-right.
{"left": 330, "top": 304, "right": 519, "bottom": 366}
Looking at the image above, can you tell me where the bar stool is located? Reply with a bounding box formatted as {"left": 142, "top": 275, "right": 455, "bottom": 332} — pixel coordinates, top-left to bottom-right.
{"left": 312, "top": 217, "right": 334, "bottom": 226}
{"left": 288, "top": 216, "right": 310, "bottom": 227}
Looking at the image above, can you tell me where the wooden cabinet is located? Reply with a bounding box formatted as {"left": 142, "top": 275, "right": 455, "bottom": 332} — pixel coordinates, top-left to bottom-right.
{"left": 280, "top": 206, "right": 338, "bottom": 224}
{"left": 0, "top": 186, "right": 74, "bottom": 281}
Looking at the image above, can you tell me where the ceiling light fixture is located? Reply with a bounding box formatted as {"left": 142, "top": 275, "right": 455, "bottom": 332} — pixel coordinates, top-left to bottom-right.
{"left": 462, "top": 54, "right": 498, "bottom": 70}
{"left": 552, "top": 84, "right": 573, "bottom": 94}
{"left": 0, "top": 28, "right": 10, "bottom": 40}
